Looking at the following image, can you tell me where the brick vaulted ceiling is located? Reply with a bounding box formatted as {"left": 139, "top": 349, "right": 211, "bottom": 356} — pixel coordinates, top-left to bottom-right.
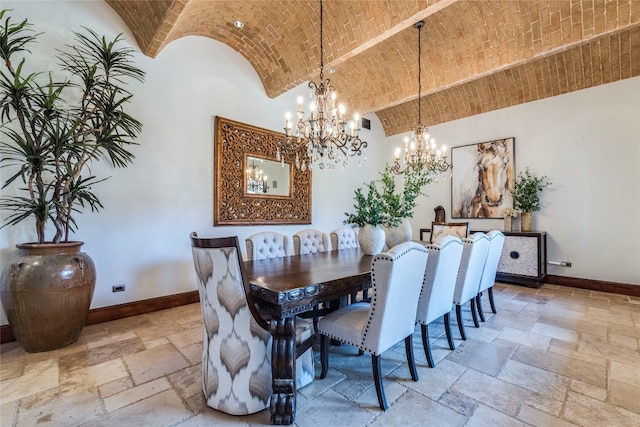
{"left": 107, "top": 0, "right": 640, "bottom": 137}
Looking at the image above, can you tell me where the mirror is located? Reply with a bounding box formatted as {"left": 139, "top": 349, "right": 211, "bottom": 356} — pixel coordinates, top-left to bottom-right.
{"left": 245, "top": 155, "right": 291, "bottom": 197}
{"left": 214, "top": 116, "right": 311, "bottom": 225}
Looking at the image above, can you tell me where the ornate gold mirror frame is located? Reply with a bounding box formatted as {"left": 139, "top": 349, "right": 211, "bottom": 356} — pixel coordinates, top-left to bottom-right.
{"left": 214, "top": 116, "right": 312, "bottom": 225}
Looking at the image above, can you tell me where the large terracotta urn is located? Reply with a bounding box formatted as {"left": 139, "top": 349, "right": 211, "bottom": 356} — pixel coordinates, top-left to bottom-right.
{"left": 358, "top": 224, "right": 385, "bottom": 255}
{"left": 383, "top": 218, "right": 412, "bottom": 249}
{"left": 1, "top": 242, "right": 96, "bottom": 352}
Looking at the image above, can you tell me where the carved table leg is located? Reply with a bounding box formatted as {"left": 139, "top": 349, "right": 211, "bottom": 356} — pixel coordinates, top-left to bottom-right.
{"left": 270, "top": 316, "right": 296, "bottom": 425}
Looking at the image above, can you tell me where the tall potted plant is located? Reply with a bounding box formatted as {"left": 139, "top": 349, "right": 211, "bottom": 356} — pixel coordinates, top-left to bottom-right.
{"left": 379, "top": 165, "right": 433, "bottom": 248}
{"left": 513, "top": 168, "right": 552, "bottom": 232}
{"left": 0, "top": 11, "right": 145, "bottom": 352}
{"left": 344, "top": 180, "right": 388, "bottom": 255}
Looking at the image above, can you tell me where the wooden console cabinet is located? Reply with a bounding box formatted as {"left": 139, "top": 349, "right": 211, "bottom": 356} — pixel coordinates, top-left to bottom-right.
{"left": 418, "top": 229, "right": 547, "bottom": 288}
{"left": 496, "top": 231, "right": 547, "bottom": 288}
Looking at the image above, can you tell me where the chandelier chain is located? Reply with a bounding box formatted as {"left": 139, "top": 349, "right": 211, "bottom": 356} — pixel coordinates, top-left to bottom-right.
{"left": 276, "top": 0, "right": 367, "bottom": 171}
{"left": 417, "top": 21, "right": 421, "bottom": 126}
{"left": 390, "top": 20, "right": 451, "bottom": 177}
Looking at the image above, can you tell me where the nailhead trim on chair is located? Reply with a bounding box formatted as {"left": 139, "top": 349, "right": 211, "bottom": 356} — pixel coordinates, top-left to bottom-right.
{"left": 359, "top": 244, "right": 428, "bottom": 356}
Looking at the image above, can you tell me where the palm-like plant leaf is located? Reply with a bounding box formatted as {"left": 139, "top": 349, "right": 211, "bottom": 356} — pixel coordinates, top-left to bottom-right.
{"left": 0, "top": 9, "right": 144, "bottom": 243}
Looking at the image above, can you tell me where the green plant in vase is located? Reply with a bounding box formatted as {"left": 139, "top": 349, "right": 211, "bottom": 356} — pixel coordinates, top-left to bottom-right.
{"left": 513, "top": 168, "right": 552, "bottom": 232}
{"left": 344, "top": 179, "right": 388, "bottom": 255}
{"left": 379, "top": 165, "right": 433, "bottom": 247}
{"left": 0, "top": 10, "right": 145, "bottom": 352}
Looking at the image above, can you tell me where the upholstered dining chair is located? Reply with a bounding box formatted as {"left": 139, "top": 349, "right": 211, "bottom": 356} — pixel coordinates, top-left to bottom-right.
{"left": 453, "top": 232, "right": 491, "bottom": 340}
{"left": 317, "top": 242, "right": 428, "bottom": 411}
{"left": 245, "top": 231, "right": 292, "bottom": 260}
{"left": 330, "top": 226, "right": 365, "bottom": 303}
{"left": 430, "top": 221, "right": 470, "bottom": 244}
{"left": 293, "top": 228, "right": 330, "bottom": 255}
{"left": 415, "top": 235, "right": 464, "bottom": 367}
{"left": 330, "top": 226, "right": 359, "bottom": 251}
{"left": 190, "top": 233, "right": 315, "bottom": 415}
{"left": 476, "top": 229, "right": 506, "bottom": 322}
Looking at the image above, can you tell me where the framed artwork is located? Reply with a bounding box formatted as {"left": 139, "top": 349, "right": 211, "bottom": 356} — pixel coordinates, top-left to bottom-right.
{"left": 214, "top": 117, "right": 312, "bottom": 225}
{"left": 451, "top": 137, "right": 515, "bottom": 218}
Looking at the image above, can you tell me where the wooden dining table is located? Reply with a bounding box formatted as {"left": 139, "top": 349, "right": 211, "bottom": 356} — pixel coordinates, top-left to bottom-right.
{"left": 244, "top": 248, "right": 373, "bottom": 425}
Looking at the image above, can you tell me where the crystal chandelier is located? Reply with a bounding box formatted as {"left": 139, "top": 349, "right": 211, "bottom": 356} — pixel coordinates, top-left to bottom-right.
{"left": 246, "top": 159, "right": 269, "bottom": 194}
{"left": 276, "top": 0, "right": 367, "bottom": 171}
{"left": 390, "top": 20, "right": 451, "bottom": 176}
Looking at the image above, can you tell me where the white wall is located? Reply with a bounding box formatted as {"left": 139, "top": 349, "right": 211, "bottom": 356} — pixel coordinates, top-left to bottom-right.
{"left": 397, "top": 78, "right": 640, "bottom": 285}
{"left": 1, "top": 1, "right": 639, "bottom": 326}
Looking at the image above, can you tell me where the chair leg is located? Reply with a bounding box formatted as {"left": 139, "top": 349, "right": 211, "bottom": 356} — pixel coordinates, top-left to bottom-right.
{"left": 421, "top": 324, "right": 435, "bottom": 368}
{"left": 456, "top": 304, "right": 467, "bottom": 340}
{"left": 405, "top": 335, "right": 419, "bottom": 380}
{"left": 470, "top": 298, "right": 480, "bottom": 328}
{"left": 476, "top": 293, "right": 486, "bottom": 322}
{"left": 488, "top": 286, "right": 497, "bottom": 313}
{"left": 444, "top": 312, "right": 456, "bottom": 350}
{"left": 372, "top": 355, "right": 388, "bottom": 411}
{"left": 312, "top": 304, "right": 319, "bottom": 331}
{"left": 320, "top": 334, "right": 329, "bottom": 379}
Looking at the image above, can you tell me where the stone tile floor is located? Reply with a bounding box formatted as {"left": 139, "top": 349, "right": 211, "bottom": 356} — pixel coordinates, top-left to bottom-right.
{"left": 1, "top": 283, "right": 639, "bottom": 426}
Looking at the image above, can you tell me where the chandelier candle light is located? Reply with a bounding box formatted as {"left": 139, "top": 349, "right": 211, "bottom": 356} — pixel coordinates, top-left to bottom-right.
{"left": 277, "top": 0, "right": 367, "bottom": 171}
{"left": 390, "top": 20, "right": 451, "bottom": 177}
{"left": 246, "top": 159, "right": 269, "bottom": 194}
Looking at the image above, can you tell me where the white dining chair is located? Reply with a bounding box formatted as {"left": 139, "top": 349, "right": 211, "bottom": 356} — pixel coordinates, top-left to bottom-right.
{"left": 415, "top": 235, "right": 464, "bottom": 367}
{"left": 453, "top": 232, "right": 491, "bottom": 340}
{"left": 293, "top": 228, "right": 330, "bottom": 254}
{"left": 317, "top": 242, "right": 428, "bottom": 411}
{"left": 245, "top": 231, "right": 292, "bottom": 260}
{"left": 476, "top": 229, "right": 506, "bottom": 321}
{"left": 330, "top": 226, "right": 359, "bottom": 250}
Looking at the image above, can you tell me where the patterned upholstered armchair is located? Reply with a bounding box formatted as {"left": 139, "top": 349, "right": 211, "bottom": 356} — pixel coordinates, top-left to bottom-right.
{"left": 415, "top": 236, "right": 464, "bottom": 367}
{"left": 453, "top": 232, "right": 491, "bottom": 340}
{"left": 245, "top": 231, "right": 292, "bottom": 260}
{"left": 190, "top": 233, "right": 314, "bottom": 416}
{"left": 330, "top": 226, "right": 359, "bottom": 251}
{"left": 293, "top": 229, "right": 330, "bottom": 255}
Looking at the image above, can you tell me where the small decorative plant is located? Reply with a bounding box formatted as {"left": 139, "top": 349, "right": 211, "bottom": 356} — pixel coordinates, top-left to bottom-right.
{"left": 513, "top": 168, "right": 552, "bottom": 213}
{"left": 0, "top": 10, "right": 145, "bottom": 244}
{"left": 344, "top": 180, "right": 386, "bottom": 228}
{"left": 379, "top": 165, "right": 433, "bottom": 227}
{"left": 500, "top": 207, "right": 519, "bottom": 218}
{"left": 344, "top": 165, "right": 433, "bottom": 228}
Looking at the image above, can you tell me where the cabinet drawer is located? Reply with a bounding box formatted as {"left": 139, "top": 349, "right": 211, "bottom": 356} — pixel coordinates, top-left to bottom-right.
{"left": 498, "top": 235, "right": 541, "bottom": 276}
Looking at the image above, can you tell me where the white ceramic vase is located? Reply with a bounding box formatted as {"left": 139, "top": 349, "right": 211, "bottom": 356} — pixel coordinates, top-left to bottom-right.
{"left": 384, "top": 218, "right": 412, "bottom": 249}
{"left": 504, "top": 216, "right": 512, "bottom": 232}
{"left": 358, "top": 224, "right": 385, "bottom": 255}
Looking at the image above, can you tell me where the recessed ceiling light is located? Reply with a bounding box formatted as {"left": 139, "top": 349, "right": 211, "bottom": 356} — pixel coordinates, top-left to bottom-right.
{"left": 327, "top": 68, "right": 335, "bottom": 74}
{"left": 234, "top": 21, "right": 244, "bottom": 29}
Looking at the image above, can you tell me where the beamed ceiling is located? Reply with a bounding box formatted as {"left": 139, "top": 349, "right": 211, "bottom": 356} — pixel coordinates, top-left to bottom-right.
{"left": 106, "top": 0, "right": 640, "bottom": 137}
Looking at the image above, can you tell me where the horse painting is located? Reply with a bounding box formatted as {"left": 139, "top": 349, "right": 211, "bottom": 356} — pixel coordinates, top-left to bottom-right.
{"left": 451, "top": 138, "right": 515, "bottom": 218}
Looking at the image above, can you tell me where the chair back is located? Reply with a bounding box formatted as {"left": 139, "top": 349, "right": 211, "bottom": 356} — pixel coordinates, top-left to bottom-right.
{"left": 454, "top": 232, "right": 491, "bottom": 305}
{"left": 361, "top": 242, "right": 428, "bottom": 355}
{"left": 416, "top": 236, "right": 464, "bottom": 325}
{"left": 245, "top": 231, "right": 292, "bottom": 260}
{"left": 293, "top": 228, "right": 329, "bottom": 255}
{"left": 478, "top": 230, "right": 506, "bottom": 293}
{"left": 330, "top": 226, "right": 359, "bottom": 251}
{"left": 190, "top": 233, "right": 271, "bottom": 415}
{"left": 430, "top": 221, "right": 470, "bottom": 244}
